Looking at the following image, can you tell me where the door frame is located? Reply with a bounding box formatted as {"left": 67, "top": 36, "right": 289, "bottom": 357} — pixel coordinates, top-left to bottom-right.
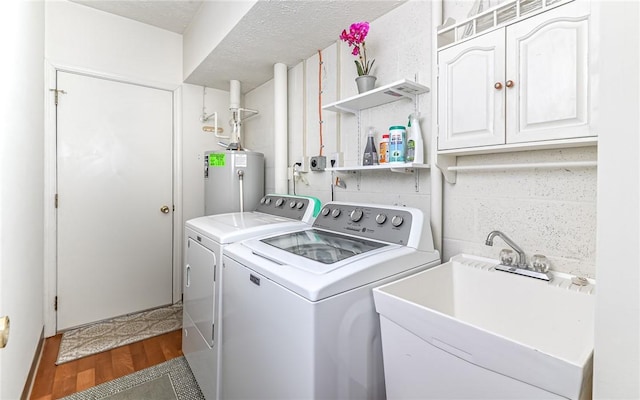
{"left": 44, "top": 62, "right": 184, "bottom": 337}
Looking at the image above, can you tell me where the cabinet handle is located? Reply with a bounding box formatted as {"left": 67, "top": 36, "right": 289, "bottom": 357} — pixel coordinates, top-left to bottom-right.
{"left": 506, "top": 80, "right": 514, "bottom": 88}
{"left": 494, "top": 82, "right": 503, "bottom": 90}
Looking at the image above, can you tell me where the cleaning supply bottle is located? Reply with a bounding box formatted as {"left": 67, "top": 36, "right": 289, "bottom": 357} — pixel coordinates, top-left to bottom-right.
{"left": 379, "top": 132, "right": 389, "bottom": 163}
{"left": 406, "top": 113, "right": 424, "bottom": 164}
{"left": 362, "top": 127, "right": 379, "bottom": 166}
{"left": 389, "top": 125, "right": 406, "bottom": 163}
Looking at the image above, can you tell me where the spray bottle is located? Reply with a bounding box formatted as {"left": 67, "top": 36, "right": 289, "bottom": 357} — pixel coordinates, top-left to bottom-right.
{"left": 406, "top": 113, "right": 424, "bottom": 164}
{"left": 362, "top": 127, "right": 379, "bottom": 166}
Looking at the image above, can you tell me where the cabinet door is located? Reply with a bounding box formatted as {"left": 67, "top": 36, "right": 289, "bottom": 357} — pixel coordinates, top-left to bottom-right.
{"left": 438, "top": 29, "right": 506, "bottom": 150}
{"left": 506, "top": 1, "right": 593, "bottom": 143}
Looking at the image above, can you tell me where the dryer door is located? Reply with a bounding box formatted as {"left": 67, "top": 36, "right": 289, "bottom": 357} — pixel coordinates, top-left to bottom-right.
{"left": 185, "top": 238, "right": 216, "bottom": 346}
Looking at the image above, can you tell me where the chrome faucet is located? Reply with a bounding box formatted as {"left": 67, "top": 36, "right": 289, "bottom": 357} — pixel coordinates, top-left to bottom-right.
{"left": 485, "top": 231, "right": 527, "bottom": 267}
{"left": 485, "top": 230, "right": 551, "bottom": 281}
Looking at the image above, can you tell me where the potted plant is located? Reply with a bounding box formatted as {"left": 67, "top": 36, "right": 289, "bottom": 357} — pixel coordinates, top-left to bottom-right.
{"left": 340, "top": 21, "right": 376, "bottom": 93}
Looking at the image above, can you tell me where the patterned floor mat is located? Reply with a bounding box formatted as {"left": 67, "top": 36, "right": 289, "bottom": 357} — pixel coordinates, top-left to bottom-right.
{"left": 56, "top": 303, "right": 182, "bottom": 365}
{"left": 60, "top": 356, "right": 204, "bottom": 400}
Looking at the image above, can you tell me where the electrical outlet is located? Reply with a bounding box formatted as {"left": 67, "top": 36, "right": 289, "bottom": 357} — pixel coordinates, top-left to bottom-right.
{"left": 310, "top": 156, "right": 326, "bottom": 171}
{"left": 297, "top": 157, "right": 310, "bottom": 173}
{"left": 330, "top": 152, "right": 344, "bottom": 168}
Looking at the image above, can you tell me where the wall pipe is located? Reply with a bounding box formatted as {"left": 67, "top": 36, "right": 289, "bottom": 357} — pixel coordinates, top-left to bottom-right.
{"left": 430, "top": 0, "right": 444, "bottom": 255}
{"left": 274, "top": 63, "right": 288, "bottom": 193}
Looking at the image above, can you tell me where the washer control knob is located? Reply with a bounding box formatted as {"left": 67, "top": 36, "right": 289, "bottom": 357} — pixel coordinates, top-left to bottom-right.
{"left": 321, "top": 207, "right": 331, "bottom": 216}
{"left": 331, "top": 208, "right": 341, "bottom": 218}
{"left": 349, "top": 209, "right": 364, "bottom": 222}
{"left": 260, "top": 197, "right": 266, "bottom": 204}
{"left": 289, "top": 201, "right": 297, "bottom": 208}
{"left": 391, "top": 215, "right": 404, "bottom": 227}
{"left": 264, "top": 197, "right": 272, "bottom": 205}
{"left": 275, "top": 198, "right": 285, "bottom": 207}
{"left": 296, "top": 201, "right": 305, "bottom": 209}
{"left": 376, "top": 213, "right": 388, "bottom": 224}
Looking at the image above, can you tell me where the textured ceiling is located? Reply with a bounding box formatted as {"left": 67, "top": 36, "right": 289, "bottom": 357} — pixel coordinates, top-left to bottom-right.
{"left": 69, "top": 0, "right": 203, "bottom": 34}
{"left": 69, "top": 0, "right": 406, "bottom": 92}
{"left": 184, "top": 1, "right": 407, "bottom": 92}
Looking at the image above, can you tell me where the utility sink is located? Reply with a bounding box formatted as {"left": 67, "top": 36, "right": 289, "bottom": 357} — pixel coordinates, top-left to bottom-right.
{"left": 373, "top": 254, "right": 595, "bottom": 400}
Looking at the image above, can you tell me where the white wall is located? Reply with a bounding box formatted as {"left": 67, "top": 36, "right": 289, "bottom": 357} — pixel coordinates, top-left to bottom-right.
{"left": 593, "top": 1, "right": 640, "bottom": 398}
{"left": 275, "top": 0, "right": 433, "bottom": 214}
{"left": 442, "top": 148, "right": 598, "bottom": 276}
{"left": 244, "top": 80, "right": 276, "bottom": 194}
{"left": 181, "top": 84, "right": 231, "bottom": 223}
{"left": 45, "top": 0, "right": 182, "bottom": 85}
{"left": 0, "top": 0, "right": 45, "bottom": 397}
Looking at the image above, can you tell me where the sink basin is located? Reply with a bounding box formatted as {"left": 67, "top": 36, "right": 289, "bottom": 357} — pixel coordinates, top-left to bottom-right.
{"left": 373, "top": 254, "right": 595, "bottom": 399}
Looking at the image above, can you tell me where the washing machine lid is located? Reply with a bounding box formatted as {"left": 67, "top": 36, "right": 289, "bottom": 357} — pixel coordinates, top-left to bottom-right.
{"left": 259, "top": 229, "right": 387, "bottom": 265}
{"left": 186, "top": 212, "right": 308, "bottom": 244}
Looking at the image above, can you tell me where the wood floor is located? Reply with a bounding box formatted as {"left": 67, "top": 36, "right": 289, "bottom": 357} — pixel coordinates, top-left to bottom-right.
{"left": 30, "top": 329, "right": 183, "bottom": 400}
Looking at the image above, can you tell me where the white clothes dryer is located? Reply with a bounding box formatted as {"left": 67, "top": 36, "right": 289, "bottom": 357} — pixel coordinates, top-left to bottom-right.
{"left": 220, "top": 202, "right": 440, "bottom": 400}
{"left": 182, "top": 194, "right": 321, "bottom": 400}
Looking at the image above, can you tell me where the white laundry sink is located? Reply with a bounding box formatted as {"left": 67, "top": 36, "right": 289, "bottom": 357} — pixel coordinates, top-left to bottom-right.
{"left": 373, "top": 254, "right": 595, "bottom": 400}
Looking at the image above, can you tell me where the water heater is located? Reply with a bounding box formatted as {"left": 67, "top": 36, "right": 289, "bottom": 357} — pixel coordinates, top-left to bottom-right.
{"left": 204, "top": 150, "right": 265, "bottom": 215}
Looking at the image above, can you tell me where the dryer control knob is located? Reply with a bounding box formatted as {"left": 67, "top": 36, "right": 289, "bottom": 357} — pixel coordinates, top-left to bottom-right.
{"left": 331, "top": 209, "right": 341, "bottom": 218}
{"left": 321, "top": 207, "right": 331, "bottom": 216}
{"left": 391, "top": 215, "right": 404, "bottom": 227}
{"left": 376, "top": 214, "right": 387, "bottom": 224}
{"left": 350, "top": 209, "right": 363, "bottom": 222}
{"left": 275, "top": 198, "right": 285, "bottom": 207}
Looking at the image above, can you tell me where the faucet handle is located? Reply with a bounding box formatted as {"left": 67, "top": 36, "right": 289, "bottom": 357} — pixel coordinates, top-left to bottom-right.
{"left": 499, "top": 249, "right": 515, "bottom": 265}
{"left": 531, "top": 254, "right": 549, "bottom": 273}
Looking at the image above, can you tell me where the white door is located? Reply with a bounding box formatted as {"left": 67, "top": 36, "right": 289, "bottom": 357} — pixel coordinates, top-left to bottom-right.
{"left": 506, "top": 0, "right": 593, "bottom": 143}
{"left": 56, "top": 71, "right": 174, "bottom": 331}
{"left": 438, "top": 29, "right": 506, "bottom": 150}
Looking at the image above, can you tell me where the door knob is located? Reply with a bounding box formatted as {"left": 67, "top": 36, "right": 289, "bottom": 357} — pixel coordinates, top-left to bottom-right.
{"left": 506, "top": 80, "right": 514, "bottom": 88}
{"left": 494, "top": 82, "right": 503, "bottom": 90}
{"left": 160, "top": 205, "right": 170, "bottom": 214}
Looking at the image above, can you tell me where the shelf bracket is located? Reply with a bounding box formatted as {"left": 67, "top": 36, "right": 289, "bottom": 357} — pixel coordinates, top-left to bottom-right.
{"left": 436, "top": 153, "right": 457, "bottom": 184}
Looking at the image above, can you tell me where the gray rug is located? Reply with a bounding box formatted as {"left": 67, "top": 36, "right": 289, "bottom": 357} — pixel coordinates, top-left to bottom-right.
{"left": 57, "top": 303, "right": 182, "bottom": 365}
{"left": 61, "top": 356, "right": 204, "bottom": 400}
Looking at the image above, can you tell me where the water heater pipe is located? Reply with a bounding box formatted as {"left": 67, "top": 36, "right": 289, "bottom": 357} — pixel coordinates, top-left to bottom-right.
{"left": 229, "top": 80, "right": 242, "bottom": 147}
{"left": 230, "top": 80, "right": 241, "bottom": 109}
{"left": 430, "top": 0, "right": 444, "bottom": 254}
{"left": 274, "top": 63, "right": 288, "bottom": 193}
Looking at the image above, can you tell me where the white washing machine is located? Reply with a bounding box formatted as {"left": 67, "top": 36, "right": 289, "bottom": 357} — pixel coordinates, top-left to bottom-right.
{"left": 220, "top": 201, "right": 441, "bottom": 399}
{"left": 182, "top": 194, "right": 321, "bottom": 400}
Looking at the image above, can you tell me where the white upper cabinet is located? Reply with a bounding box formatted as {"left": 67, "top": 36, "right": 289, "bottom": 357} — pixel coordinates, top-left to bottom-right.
{"left": 437, "top": 0, "right": 595, "bottom": 151}
{"left": 438, "top": 29, "right": 506, "bottom": 150}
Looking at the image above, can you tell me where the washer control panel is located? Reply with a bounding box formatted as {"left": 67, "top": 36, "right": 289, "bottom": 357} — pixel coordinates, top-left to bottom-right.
{"left": 313, "top": 202, "right": 417, "bottom": 246}
{"left": 255, "top": 195, "right": 319, "bottom": 222}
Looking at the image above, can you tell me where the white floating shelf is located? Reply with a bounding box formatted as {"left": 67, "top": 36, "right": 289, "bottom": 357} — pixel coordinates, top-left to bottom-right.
{"left": 327, "top": 163, "right": 430, "bottom": 174}
{"left": 322, "top": 79, "right": 430, "bottom": 114}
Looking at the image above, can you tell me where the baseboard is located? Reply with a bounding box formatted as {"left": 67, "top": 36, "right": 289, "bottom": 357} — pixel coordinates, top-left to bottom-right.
{"left": 21, "top": 326, "right": 45, "bottom": 400}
